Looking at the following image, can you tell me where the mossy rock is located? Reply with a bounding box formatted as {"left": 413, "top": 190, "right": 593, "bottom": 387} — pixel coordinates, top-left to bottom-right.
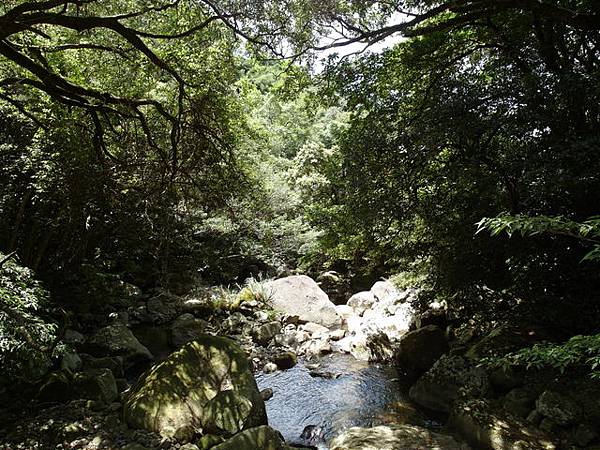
{"left": 124, "top": 335, "right": 266, "bottom": 441}
{"left": 210, "top": 426, "right": 286, "bottom": 450}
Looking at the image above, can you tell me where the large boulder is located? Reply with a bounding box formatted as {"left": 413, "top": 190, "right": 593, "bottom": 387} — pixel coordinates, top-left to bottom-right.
{"left": 85, "top": 323, "right": 153, "bottom": 370}
{"left": 409, "top": 355, "right": 490, "bottom": 413}
{"left": 395, "top": 325, "right": 448, "bottom": 376}
{"left": 330, "top": 425, "right": 470, "bottom": 450}
{"left": 370, "top": 281, "right": 402, "bottom": 303}
{"left": 347, "top": 291, "right": 377, "bottom": 316}
{"left": 124, "top": 335, "right": 266, "bottom": 441}
{"left": 210, "top": 426, "right": 286, "bottom": 450}
{"left": 263, "top": 276, "right": 341, "bottom": 328}
{"left": 450, "top": 399, "right": 557, "bottom": 450}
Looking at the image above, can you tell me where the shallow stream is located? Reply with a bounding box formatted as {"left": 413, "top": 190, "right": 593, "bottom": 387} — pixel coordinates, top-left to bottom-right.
{"left": 255, "top": 353, "right": 441, "bottom": 448}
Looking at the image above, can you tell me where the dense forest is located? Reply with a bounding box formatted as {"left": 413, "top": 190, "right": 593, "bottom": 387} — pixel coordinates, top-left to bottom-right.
{"left": 1, "top": 1, "right": 600, "bottom": 450}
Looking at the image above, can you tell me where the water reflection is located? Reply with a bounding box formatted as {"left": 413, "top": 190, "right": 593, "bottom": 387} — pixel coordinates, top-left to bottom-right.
{"left": 255, "top": 353, "right": 438, "bottom": 448}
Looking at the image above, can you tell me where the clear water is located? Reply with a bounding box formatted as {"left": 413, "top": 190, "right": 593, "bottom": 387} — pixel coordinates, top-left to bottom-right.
{"left": 255, "top": 353, "right": 440, "bottom": 448}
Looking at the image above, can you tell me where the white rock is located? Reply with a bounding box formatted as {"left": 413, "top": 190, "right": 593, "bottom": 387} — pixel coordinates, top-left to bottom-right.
{"left": 264, "top": 276, "right": 341, "bottom": 328}
{"left": 347, "top": 291, "right": 377, "bottom": 316}
{"left": 370, "top": 281, "right": 401, "bottom": 304}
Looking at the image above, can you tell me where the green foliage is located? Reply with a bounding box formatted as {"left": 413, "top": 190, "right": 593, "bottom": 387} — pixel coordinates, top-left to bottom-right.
{"left": 0, "top": 254, "right": 58, "bottom": 381}
{"left": 477, "top": 214, "right": 600, "bottom": 262}
{"left": 486, "top": 335, "right": 600, "bottom": 379}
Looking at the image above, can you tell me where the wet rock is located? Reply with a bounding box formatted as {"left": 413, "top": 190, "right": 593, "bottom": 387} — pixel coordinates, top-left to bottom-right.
{"left": 171, "top": 313, "right": 209, "bottom": 348}
{"left": 85, "top": 323, "right": 153, "bottom": 371}
{"left": 260, "top": 388, "right": 274, "bottom": 401}
{"left": 347, "top": 291, "right": 377, "bottom": 316}
{"left": 409, "top": 355, "right": 490, "bottom": 413}
{"left": 395, "top": 325, "right": 448, "bottom": 376}
{"left": 309, "top": 370, "right": 341, "bottom": 379}
{"left": 271, "top": 351, "right": 297, "bottom": 370}
{"left": 330, "top": 424, "right": 470, "bottom": 450}
{"left": 210, "top": 425, "right": 286, "bottom": 450}
{"left": 263, "top": 276, "right": 341, "bottom": 328}
{"left": 449, "top": 399, "right": 557, "bottom": 450}
{"left": 535, "top": 391, "right": 581, "bottom": 426}
{"left": 124, "top": 335, "right": 266, "bottom": 440}
{"left": 263, "top": 362, "right": 278, "bottom": 374}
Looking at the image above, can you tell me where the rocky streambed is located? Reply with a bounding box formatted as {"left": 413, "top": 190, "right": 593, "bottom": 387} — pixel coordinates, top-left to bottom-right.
{"left": 1, "top": 274, "right": 599, "bottom": 450}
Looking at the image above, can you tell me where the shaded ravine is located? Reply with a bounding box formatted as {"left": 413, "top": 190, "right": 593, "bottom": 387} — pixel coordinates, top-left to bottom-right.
{"left": 255, "top": 353, "right": 441, "bottom": 448}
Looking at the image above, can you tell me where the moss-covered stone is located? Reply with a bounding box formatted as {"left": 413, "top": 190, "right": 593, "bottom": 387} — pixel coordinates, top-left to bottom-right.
{"left": 123, "top": 335, "right": 266, "bottom": 441}
{"left": 210, "top": 426, "right": 286, "bottom": 450}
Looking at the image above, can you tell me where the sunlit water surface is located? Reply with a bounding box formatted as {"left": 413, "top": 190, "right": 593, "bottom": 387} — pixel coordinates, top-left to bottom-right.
{"left": 255, "top": 353, "right": 440, "bottom": 448}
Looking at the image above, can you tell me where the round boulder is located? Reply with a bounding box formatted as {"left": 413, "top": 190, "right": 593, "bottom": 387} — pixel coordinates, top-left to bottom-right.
{"left": 263, "top": 276, "right": 341, "bottom": 328}
{"left": 124, "top": 335, "right": 267, "bottom": 440}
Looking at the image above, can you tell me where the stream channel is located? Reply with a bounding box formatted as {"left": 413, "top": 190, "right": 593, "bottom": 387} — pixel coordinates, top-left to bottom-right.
{"left": 255, "top": 353, "right": 442, "bottom": 449}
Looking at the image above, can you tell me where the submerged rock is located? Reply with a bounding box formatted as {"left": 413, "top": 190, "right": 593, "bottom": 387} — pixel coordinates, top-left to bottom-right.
{"left": 263, "top": 276, "right": 341, "bottom": 328}
{"left": 330, "top": 424, "right": 470, "bottom": 450}
{"left": 123, "top": 335, "right": 266, "bottom": 441}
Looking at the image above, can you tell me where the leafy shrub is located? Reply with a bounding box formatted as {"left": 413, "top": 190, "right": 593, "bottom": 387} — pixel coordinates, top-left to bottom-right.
{"left": 0, "top": 253, "right": 59, "bottom": 381}
{"left": 485, "top": 334, "right": 600, "bottom": 379}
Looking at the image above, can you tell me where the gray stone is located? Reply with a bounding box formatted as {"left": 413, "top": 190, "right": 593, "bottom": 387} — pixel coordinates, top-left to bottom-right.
{"left": 73, "top": 368, "right": 118, "bottom": 404}
{"left": 252, "top": 321, "right": 281, "bottom": 346}
{"left": 63, "top": 329, "right": 85, "bottom": 346}
{"left": 502, "top": 387, "right": 537, "bottom": 419}
{"left": 263, "top": 362, "right": 278, "bottom": 373}
{"left": 211, "top": 426, "right": 286, "bottom": 450}
{"left": 330, "top": 425, "right": 470, "bottom": 450}
{"left": 263, "top": 276, "right": 341, "bottom": 328}
{"left": 409, "top": 355, "right": 490, "bottom": 413}
{"left": 80, "top": 354, "right": 125, "bottom": 378}
{"left": 85, "top": 323, "right": 153, "bottom": 370}
{"left": 271, "top": 351, "right": 297, "bottom": 370}
{"left": 347, "top": 291, "right": 377, "bottom": 316}
{"left": 260, "top": 388, "right": 274, "bottom": 401}
{"left": 60, "top": 352, "right": 83, "bottom": 372}
{"left": 171, "top": 313, "right": 209, "bottom": 348}
{"left": 450, "top": 399, "right": 557, "bottom": 450}
{"left": 370, "top": 281, "right": 402, "bottom": 303}
{"left": 395, "top": 325, "right": 448, "bottom": 376}
{"left": 536, "top": 391, "right": 580, "bottom": 426}
{"left": 146, "top": 292, "right": 181, "bottom": 324}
